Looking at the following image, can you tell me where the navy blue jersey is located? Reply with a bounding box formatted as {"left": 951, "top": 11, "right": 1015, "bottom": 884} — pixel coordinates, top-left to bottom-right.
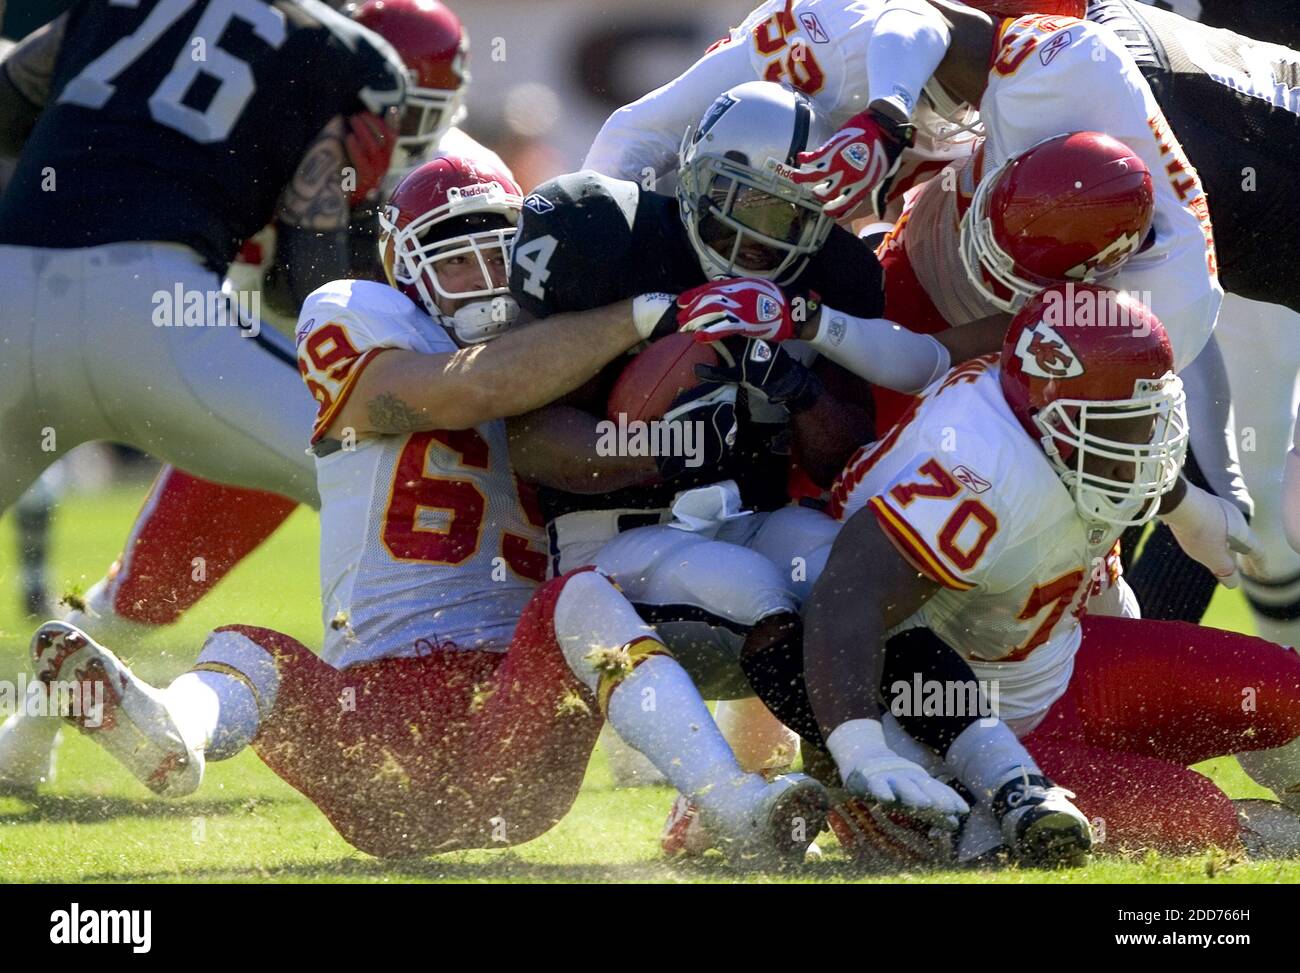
{"left": 0, "top": 0, "right": 405, "bottom": 272}
{"left": 509, "top": 169, "right": 885, "bottom": 522}
{"left": 1092, "top": 0, "right": 1300, "bottom": 310}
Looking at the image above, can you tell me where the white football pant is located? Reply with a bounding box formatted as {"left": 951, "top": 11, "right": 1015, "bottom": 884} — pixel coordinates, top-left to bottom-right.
{"left": 0, "top": 242, "right": 318, "bottom": 513}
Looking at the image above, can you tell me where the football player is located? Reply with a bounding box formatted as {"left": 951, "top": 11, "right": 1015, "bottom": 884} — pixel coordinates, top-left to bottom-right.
{"left": 780, "top": 4, "right": 1263, "bottom": 612}
{"left": 27, "top": 156, "right": 829, "bottom": 865}
{"left": 0, "top": 0, "right": 409, "bottom": 794}
{"left": 748, "top": 284, "right": 1300, "bottom": 855}
{"left": 1073, "top": 0, "right": 1300, "bottom": 644}
{"left": 0, "top": 0, "right": 514, "bottom": 797}
{"left": 507, "top": 82, "right": 1087, "bottom": 857}
{"left": 583, "top": 0, "right": 987, "bottom": 220}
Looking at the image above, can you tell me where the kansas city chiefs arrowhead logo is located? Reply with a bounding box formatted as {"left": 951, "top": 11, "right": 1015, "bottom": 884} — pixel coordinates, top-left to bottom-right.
{"left": 1015, "top": 320, "right": 1084, "bottom": 380}
{"left": 1066, "top": 230, "right": 1142, "bottom": 281}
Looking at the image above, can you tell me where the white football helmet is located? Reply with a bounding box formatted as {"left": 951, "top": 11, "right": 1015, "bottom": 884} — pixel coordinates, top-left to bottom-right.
{"left": 677, "top": 81, "right": 834, "bottom": 285}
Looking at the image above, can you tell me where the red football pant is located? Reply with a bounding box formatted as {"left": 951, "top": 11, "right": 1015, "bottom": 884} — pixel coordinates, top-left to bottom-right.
{"left": 226, "top": 575, "right": 602, "bottom": 858}
{"left": 105, "top": 466, "right": 297, "bottom": 625}
{"left": 1023, "top": 616, "right": 1300, "bottom": 852}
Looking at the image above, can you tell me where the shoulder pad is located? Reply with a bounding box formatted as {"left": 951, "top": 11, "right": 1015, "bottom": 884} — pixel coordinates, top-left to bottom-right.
{"left": 295, "top": 0, "right": 407, "bottom": 115}
{"left": 296, "top": 279, "right": 432, "bottom": 355}
{"left": 511, "top": 170, "right": 642, "bottom": 316}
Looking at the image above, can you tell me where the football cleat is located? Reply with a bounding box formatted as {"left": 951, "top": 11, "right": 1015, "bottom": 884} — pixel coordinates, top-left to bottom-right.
{"left": 992, "top": 772, "right": 1092, "bottom": 867}
{"left": 704, "top": 773, "right": 829, "bottom": 870}
{"left": 827, "top": 791, "right": 954, "bottom": 868}
{"left": 662, "top": 790, "right": 824, "bottom": 862}
{"left": 30, "top": 622, "right": 204, "bottom": 798}
{"left": 661, "top": 793, "right": 711, "bottom": 858}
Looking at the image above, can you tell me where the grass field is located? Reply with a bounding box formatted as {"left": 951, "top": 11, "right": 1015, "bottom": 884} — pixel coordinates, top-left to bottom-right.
{"left": 1, "top": 481, "right": 1297, "bottom": 884}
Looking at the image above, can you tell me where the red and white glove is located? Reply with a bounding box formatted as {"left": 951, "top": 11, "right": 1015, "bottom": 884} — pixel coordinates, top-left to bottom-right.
{"left": 677, "top": 278, "right": 813, "bottom": 343}
{"left": 343, "top": 109, "right": 399, "bottom": 207}
{"left": 790, "top": 108, "right": 914, "bottom": 221}
{"left": 1160, "top": 480, "right": 1264, "bottom": 588}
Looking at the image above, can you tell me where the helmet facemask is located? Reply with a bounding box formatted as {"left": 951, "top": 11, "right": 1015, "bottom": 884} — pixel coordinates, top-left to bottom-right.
{"left": 916, "top": 81, "right": 983, "bottom": 148}
{"left": 678, "top": 134, "right": 831, "bottom": 285}
{"left": 380, "top": 182, "right": 520, "bottom": 345}
{"left": 1035, "top": 374, "right": 1188, "bottom": 528}
{"left": 396, "top": 78, "right": 469, "bottom": 163}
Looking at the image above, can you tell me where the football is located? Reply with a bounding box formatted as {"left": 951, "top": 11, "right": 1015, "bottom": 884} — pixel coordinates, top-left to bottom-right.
{"left": 607, "top": 332, "right": 720, "bottom": 423}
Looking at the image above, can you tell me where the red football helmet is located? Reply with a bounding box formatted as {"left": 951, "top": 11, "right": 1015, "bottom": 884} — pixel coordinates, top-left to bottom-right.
{"left": 379, "top": 155, "right": 523, "bottom": 343}
{"left": 353, "top": 0, "right": 469, "bottom": 157}
{"left": 957, "top": 2, "right": 1085, "bottom": 16}
{"left": 1000, "top": 283, "right": 1187, "bottom": 527}
{"left": 961, "top": 132, "right": 1155, "bottom": 313}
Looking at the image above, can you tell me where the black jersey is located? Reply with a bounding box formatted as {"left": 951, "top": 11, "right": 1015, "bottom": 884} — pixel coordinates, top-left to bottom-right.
{"left": 0, "top": 0, "right": 405, "bottom": 273}
{"left": 508, "top": 169, "right": 885, "bottom": 523}
{"left": 1089, "top": 0, "right": 1300, "bottom": 310}
{"left": 1191, "top": 0, "right": 1300, "bottom": 50}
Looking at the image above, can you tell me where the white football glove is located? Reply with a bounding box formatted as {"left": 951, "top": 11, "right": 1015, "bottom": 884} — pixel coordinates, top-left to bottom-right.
{"left": 1160, "top": 480, "right": 1264, "bottom": 588}
{"left": 826, "top": 719, "right": 969, "bottom": 830}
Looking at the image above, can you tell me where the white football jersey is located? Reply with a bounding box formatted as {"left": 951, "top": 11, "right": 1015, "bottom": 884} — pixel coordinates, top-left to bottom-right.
{"left": 899, "top": 14, "right": 1222, "bottom": 371}
{"left": 296, "top": 279, "right": 547, "bottom": 668}
{"left": 582, "top": 0, "right": 972, "bottom": 209}
{"left": 828, "top": 355, "right": 1125, "bottom": 725}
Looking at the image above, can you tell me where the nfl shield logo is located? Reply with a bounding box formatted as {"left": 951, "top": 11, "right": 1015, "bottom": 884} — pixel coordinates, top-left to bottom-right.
{"left": 757, "top": 295, "right": 781, "bottom": 322}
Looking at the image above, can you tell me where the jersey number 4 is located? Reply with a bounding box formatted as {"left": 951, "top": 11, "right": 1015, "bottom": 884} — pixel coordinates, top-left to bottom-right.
{"left": 59, "top": 0, "right": 287, "bottom": 143}
{"left": 383, "top": 429, "right": 547, "bottom": 582}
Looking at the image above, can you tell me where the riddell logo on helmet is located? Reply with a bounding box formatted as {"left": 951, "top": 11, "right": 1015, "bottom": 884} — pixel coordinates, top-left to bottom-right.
{"left": 1015, "top": 321, "right": 1084, "bottom": 380}
{"left": 450, "top": 183, "right": 497, "bottom": 200}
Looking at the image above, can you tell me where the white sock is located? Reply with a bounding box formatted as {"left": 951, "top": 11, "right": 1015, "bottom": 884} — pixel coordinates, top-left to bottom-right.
{"left": 945, "top": 720, "right": 1040, "bottom": 803}
{"left": 165, "top": 629, "right": 281, "bottom": 759}
{"left": 0, "top": 707, "right": 61, "bottom": 783}
{"left": 552, "top": 570, "right": 766, "bottom": 827}
{"left": 606, "top": 656, "right": 765, "bottom": 828}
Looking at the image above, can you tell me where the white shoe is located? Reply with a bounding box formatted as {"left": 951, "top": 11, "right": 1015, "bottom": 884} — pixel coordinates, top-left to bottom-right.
{"left": 705, "top": 773, "right": 829, "bottom": 869}
{"left": 992, "top": 773, "right": 1092, "bottom": 866}
{"left": 0, "top": 712, "right": 62, "bottom": 798}
{"left": 31, "top": 621, "right": 204, "bottom": 798}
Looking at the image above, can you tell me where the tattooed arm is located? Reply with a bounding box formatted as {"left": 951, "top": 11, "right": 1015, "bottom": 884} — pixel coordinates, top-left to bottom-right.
{"left": 264, "top": 116, "right": 352, "bottom": 315}
{"left": 0, "top": 12, "right": 67, "bottom": 156}
{"left": 322, "top": 301, "right": 649, "bottom": 439}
